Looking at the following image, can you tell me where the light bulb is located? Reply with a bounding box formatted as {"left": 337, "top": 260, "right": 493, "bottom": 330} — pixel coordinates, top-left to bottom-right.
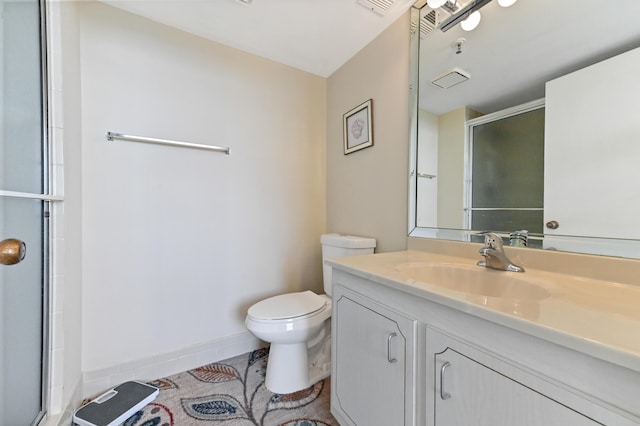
{"left": 498, "top": 0, "right": 518, "bottom": 6}
{"left": 427, "top": 0, "right": 447, "bottom": 8}
{"left": 460, "top": 10, "right": 481, "bottom": 31}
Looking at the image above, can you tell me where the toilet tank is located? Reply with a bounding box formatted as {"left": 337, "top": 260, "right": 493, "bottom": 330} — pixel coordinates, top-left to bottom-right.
{"left": 321, "top": 233, "right": 376, "bottom": 296}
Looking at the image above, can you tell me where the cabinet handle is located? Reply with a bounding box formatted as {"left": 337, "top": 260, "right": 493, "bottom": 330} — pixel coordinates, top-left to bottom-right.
{"left": 440, "top": 361, "right": 451, "bottom": 400}
{"left": 387, "top": 332, "right": 397, "bottom": 363}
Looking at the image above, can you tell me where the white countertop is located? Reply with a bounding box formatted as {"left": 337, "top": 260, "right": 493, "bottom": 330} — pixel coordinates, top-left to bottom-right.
{"left": 327, "top": 250, "right": 640, "bottom": 373}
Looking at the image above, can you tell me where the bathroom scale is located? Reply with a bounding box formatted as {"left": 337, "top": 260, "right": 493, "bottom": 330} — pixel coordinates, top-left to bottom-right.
{"left": 73, "top": 381, "right": 159, "bottom": 426}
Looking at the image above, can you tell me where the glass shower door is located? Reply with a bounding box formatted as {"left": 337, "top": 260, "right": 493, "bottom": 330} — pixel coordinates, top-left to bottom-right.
{"left": 1, "top": 0, "right": 48, "bottom": 424}
{"left": 468, "top": 106, "right": 545, "bottom": 234}
{"left": 0, "top": 199, "right": 47, "bottom": 425}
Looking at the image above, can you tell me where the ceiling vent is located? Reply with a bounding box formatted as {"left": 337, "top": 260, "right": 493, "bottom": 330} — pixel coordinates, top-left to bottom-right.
{"left": 431, "top": 67, "right": 470, "bottom": 89}
{"left": 358, "top": 0, "right": 396, "bottom": 16}
{"left": 420, "top": 7, "right": 451, "bottom": 38}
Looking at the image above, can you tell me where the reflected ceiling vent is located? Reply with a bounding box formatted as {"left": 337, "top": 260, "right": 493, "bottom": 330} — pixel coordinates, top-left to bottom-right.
{"left": 420, "top": 8, "right": 450, "bottom": 38}
{"left": 358, "top": 0, "right": 396, "bottom": 16}
{"left": 431, "top": 67, "right": 470, "bottom": 89}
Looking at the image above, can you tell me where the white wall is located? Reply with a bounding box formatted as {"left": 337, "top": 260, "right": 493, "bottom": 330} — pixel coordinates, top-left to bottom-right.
{"left": 79, "top": 2, "right": 326, "bottom": 375}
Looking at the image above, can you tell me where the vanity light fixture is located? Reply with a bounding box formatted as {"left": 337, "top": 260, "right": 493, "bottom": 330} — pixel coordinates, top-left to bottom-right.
{"left": 460, "top": 10, "right": 481, "bottom": 31}
{"left": 427, "top": 0, "right": 448, "bottom": 8}
{"left": 426, "top": 0, "right": 512, "bottom": 34}
{"left": 438, "top": 0, "right": 492, "bottom": 32}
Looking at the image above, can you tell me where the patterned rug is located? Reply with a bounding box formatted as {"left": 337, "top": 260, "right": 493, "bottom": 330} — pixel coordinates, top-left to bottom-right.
{"left": 123, "top": 348, "right": 339, "bottom": 426}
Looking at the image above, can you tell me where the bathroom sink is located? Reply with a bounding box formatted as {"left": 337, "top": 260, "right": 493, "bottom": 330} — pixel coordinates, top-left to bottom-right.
{"left": 396, "top": 262, "right": 551, "bottom": 300}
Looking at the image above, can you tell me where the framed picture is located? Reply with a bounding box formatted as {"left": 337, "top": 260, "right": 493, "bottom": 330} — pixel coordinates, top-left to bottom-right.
{"left": 343, "top": 99, "right": 373, "bottom": 155}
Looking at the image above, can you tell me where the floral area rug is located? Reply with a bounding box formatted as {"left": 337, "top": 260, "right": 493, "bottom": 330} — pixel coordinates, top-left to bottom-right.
{"left": 124, "top": 348, "right": 339, "bottom": 426}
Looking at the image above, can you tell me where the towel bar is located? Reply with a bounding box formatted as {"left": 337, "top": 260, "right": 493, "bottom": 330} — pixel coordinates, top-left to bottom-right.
{"left": 106, "top": 132, "right": 230, "bottom": 155}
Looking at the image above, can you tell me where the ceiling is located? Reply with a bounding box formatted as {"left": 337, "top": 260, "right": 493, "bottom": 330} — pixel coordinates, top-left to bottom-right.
{"left": 418, "top": 0, "right": 640, "bottom": 115}
{"left": 100, "top": 0, "right": 416, "bottom": 78}
{"left": 96, "top": 0, "right": 640, "bottom": 111}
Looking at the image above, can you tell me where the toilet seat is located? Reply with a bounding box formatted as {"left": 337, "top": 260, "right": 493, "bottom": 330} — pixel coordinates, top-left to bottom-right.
{"left": 248, "top": 290, "right": 326, "bottom": 320}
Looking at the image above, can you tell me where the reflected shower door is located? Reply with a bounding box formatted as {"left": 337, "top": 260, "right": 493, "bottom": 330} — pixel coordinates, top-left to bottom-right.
{"left": 468, "top": 106, "right": 545, "bottom": 234}
{"left": 1, "top": 0, "right": 48, "bottom": 424}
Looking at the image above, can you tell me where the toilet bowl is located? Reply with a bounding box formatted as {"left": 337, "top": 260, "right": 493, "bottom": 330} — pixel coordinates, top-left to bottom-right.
{"left": 246, "top": 291, "right": 331, "bottom": 394}
{"left": 245, "top": 233, "right": 376, "bottom": 394}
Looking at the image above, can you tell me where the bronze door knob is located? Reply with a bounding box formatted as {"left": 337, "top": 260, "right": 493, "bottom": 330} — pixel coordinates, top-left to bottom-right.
{"left": 545, "top": 220, "right": 560, "bottom": 230}
{"left": 0, "top": 238, "right": 26, "bottom": 265}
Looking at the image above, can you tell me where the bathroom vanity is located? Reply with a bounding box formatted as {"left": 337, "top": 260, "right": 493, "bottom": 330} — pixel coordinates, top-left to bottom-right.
{"left": 329, "top": 250, "right": 640, "bottom": 426}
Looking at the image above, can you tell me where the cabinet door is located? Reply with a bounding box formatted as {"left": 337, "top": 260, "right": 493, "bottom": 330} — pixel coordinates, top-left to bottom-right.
{"left": 434, "top": 347, "right": 599, "bottom": 425}
{"left": 333, "top": 293, "right": 416, "bottom": 426}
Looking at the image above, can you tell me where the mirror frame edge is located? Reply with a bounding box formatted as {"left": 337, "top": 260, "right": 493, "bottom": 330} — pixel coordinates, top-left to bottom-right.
{"left": 408, "top": 0, "right": 425, "bottom": 236}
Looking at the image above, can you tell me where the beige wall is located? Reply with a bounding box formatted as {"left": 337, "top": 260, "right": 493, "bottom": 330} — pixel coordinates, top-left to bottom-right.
{"left": 437, "top": 107, "right": 466, "bottom": 229}
{"left": 327, "top": 12, "right": 410, "bottom": 253}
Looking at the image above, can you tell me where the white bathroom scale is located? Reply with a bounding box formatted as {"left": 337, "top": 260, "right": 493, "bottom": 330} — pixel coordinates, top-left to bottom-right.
{"left": 73, "top": 381, "right": 159, "bottom": 426}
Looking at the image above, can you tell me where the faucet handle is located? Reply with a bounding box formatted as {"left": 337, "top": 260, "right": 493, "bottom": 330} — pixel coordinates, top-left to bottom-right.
{"left": 483, "top": 233, "right": 504, "bottom": 250}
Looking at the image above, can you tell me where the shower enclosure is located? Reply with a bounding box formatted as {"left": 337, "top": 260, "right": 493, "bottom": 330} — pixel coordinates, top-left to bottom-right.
{"left": 1, "top": 0, "right": 49, "bottom": 424}
{"left": 466, "top": 104, "right": 545, "bottom": 235}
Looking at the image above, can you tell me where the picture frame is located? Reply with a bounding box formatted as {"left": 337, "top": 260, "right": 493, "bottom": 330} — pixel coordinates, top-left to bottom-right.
{"left": 343, "top": 99, "right": 373, "bottom": 155}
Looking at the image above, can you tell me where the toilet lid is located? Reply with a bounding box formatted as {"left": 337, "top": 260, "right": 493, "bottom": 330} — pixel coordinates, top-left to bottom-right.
{"left": 248, "top": 290, "right": 326, "bottom": 320}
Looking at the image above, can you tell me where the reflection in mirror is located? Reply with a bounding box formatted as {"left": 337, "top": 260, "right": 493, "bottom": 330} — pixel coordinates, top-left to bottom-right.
{"left": 468, "top": 103, "right": 544, "bottom": 237}
{"left": 408, "top": 0, "right": 640, "bottom": 258}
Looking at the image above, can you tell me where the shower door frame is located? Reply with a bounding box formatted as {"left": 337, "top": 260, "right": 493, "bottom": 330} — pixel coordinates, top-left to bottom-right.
{"left": 0, "top": 0, "right": 52, "bottom": 424}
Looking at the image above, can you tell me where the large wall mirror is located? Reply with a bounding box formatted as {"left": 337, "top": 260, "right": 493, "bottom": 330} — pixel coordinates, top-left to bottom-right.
{"left": 408, "top": 0, "right": 640, "bottom": 259}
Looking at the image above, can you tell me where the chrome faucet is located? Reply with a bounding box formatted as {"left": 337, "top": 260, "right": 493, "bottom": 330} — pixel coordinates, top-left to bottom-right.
{"left": 477, "top": 233, "right": 525, "bottom": 272}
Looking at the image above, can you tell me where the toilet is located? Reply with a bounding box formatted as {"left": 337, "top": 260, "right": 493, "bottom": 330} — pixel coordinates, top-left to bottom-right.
{"left": 245, "top": 233, "right": 376, "bottom": 394}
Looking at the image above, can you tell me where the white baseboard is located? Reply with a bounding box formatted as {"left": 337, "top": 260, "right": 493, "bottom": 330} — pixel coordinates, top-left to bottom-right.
{"left": 81, "top": 332, "right": 263, "bottom": 399}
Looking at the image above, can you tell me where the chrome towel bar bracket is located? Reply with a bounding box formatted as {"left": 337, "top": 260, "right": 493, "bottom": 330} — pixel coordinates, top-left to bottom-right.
{"left": 107, "top": 132, "right": 230, "bottom": 155}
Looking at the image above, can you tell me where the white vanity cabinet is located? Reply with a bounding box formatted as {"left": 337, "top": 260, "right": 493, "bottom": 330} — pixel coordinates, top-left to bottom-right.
{"left": 329, "top": 260, "right": 640, "bottom": 426}
{"left": 331, "top": 284, "right": 417, "bottom": 426}
{"left": 429, "top": 327, "right": 602, "bottom": 425}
